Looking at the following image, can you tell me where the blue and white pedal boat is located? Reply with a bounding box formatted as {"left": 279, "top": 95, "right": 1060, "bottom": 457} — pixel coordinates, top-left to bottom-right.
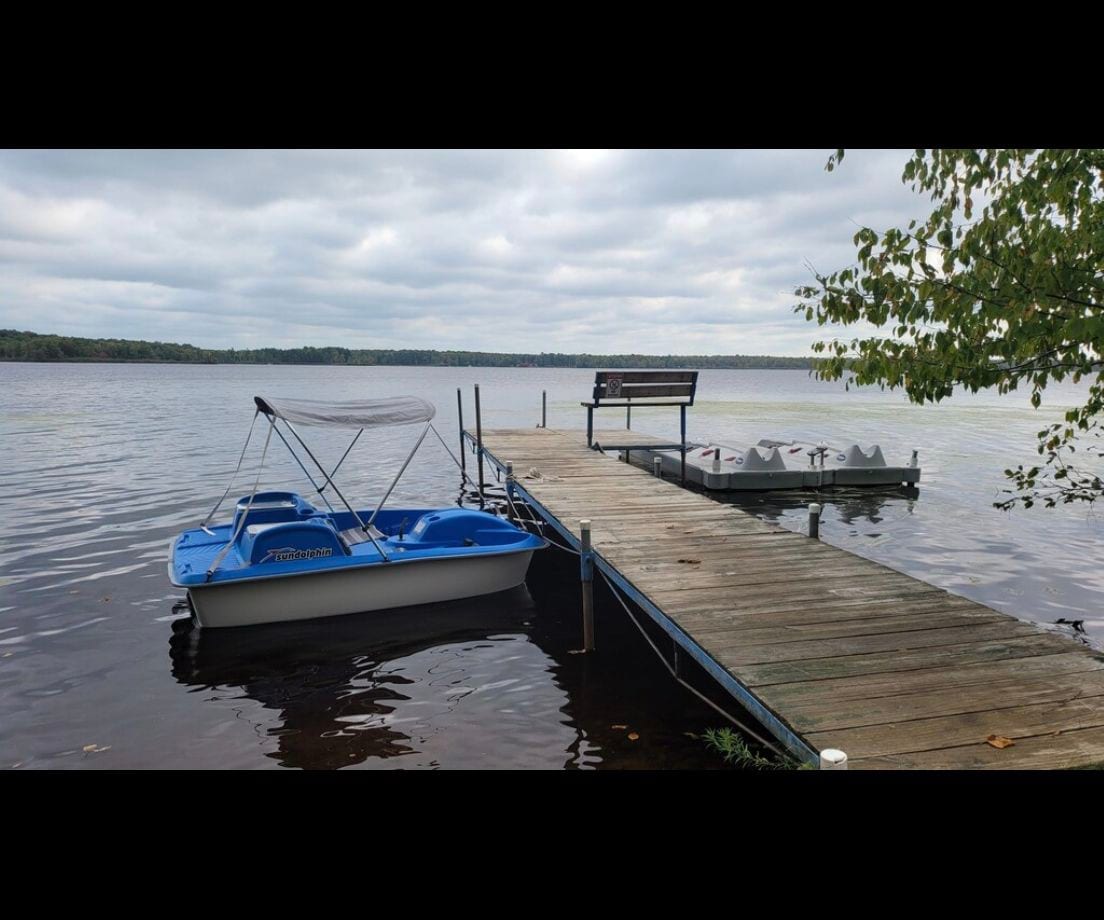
{"left": 169, "top": 395, "right": 545, "bottom": 628}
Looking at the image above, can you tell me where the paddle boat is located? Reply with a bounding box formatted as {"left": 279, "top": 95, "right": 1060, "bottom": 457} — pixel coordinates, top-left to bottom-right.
{"left": 169, "top": 395, "right": 546, "bottom": 628}
{"left": 633, "top": 438, "right": 921, "bottom": 491}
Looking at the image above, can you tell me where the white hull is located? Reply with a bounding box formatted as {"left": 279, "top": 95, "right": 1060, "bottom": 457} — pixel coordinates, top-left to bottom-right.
{"left": 186, "top": 548, "right": 537, "bottom": 628}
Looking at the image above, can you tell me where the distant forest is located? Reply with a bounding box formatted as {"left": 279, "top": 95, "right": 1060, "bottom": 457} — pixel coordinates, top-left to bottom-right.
{"left": 0, "top": 329, "right": 815, "bottom": 370}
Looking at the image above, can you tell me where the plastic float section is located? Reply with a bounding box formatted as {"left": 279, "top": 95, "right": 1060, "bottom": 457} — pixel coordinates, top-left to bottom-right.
{"left": 640, "top": 443, "right": 921, "bottom": 491}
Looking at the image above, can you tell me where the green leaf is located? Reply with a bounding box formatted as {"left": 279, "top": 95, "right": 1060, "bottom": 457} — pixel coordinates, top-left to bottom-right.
{"left": 798, "top": 147, "right": 1104, "bottom": 511}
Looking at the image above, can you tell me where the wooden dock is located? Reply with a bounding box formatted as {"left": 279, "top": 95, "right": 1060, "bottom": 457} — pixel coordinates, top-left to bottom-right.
{"left": 470, "top": 427, "right": 1104, "bottom": 769}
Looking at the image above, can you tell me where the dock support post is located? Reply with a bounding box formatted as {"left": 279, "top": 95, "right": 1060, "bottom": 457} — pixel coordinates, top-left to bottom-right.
{"left": 653, "top": 456, "right": 662, "bottom": 478}
{"left": 475, "top": 384, "right": 485, "bottom": 509}
{"left": 680, "top": 404, "right": 687, "bottom": 484}
{"left": 819, "top": 749, "right": 848, "bottom": 770}
{"left": 505, "top": 461, "right": 514, "bottom": 520}
{"left": 580, "top": 519, "right": 595, "bottom": 652}
{"left": 541, "top": 390, "right": 547, "bottom": 428}
{"left": 626, "top": 398, "right": 631, "bottom": 430}
{"left": 808, "top": 502, "right": 821, "bottom": 539}
{"left": 456, "top": 388, "right": 466, "bottom": 476}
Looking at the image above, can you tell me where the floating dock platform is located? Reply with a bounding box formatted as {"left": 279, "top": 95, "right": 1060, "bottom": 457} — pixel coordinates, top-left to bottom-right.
{"left": 468, "top": 427, "right": 1104, "bottom": 769}
{"left": 591, "top": 432, "right": 921, "bottom": 491}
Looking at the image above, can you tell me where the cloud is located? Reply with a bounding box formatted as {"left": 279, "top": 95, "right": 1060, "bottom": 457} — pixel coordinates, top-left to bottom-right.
{"left": 0, "top": 149, "right": 925, "bottom": 355}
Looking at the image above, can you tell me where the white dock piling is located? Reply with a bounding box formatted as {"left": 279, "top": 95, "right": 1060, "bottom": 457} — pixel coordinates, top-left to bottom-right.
{"left": 808, "top": 502, "right": 821, "bottom": 539}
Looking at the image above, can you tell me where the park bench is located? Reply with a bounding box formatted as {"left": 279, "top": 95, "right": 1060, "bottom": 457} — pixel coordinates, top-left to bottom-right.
{"left": 582, "top": 370, "right": 699, "bottom": 482}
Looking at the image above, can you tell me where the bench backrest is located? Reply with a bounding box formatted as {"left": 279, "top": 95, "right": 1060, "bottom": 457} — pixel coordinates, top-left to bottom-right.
{"left": 587, "top": 370, "right": 698, "bottom": 407}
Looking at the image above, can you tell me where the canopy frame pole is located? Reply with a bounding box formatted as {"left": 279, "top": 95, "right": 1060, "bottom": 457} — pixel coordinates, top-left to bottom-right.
{"left": 279, "top": 417, "right": 390, "bottom": 562}
{"left": 367, "top": 421, "right": 432, "bottom": 527}
{"left": 268, "top": 420, "right": 337, "bottom": 515}
{"left": 319, "top": 428, "right": 364, "bottom": 495}
{"left": 428, "top": 423, "right": 479, "bottom": 490}
{"left": 475, "top": 384, "right": 485, "bottom": 509}
{"left": 206, "top": 417, "right": 274, "bottom": 579}
{"left": 200, "top": 409, "right": 260, "bottom": 534}
{"left": 456, "top": 388, "right": 466, "bottom": 475}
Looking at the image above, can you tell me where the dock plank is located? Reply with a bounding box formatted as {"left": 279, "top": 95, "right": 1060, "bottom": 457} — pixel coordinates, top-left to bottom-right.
{"left": 471, "top": 427, "right": 1104, "bottom": 769}
{"left": 770, "top": 669, "right": 1104, "bottom": 733}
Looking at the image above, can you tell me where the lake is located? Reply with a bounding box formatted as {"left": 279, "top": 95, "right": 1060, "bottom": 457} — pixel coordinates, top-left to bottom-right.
{"left": 1, "top": 363, "right": 1101, "bottom": 769}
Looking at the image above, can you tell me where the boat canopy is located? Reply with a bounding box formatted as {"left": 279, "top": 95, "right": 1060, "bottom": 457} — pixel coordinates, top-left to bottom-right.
{"left": 254, "top": 395, "right": 436, "bottom": 430}
{"left": 201, "top": 393, "right": 465, "bottom": 569}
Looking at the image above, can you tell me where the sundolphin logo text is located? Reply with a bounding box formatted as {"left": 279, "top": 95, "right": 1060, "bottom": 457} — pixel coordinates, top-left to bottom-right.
{"left": 261, "top": 546, "right": 333, "bottom": 563}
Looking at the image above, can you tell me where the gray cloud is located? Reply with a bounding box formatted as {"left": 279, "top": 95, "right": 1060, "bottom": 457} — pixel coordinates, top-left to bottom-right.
{"left": 0, "top": 149, "right": 925, "bottom": 355}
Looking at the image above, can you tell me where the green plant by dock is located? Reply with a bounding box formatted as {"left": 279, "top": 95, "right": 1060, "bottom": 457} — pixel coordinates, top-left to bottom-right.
{"left": 698, "top": 727, "right": 809, "bottom": 770}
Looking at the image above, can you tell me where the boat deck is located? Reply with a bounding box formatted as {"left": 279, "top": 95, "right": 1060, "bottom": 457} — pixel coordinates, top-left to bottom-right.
{"left": 471, "top": 427, "right": 1104, "bottom": 769}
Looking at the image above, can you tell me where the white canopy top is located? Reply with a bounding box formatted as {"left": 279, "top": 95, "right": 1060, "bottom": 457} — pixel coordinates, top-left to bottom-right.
{"left": 254, "top": 395, "right": 436, "bottom": 429}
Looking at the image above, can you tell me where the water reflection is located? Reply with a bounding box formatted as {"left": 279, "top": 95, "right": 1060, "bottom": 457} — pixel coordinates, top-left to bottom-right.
{"left": 719, "top": 485, "right": 919, "bottom": 529}
{"left": 168, "top": 587, "right": 558, "bottom": 769}
{"left": 166, "top": 550, "right": 731, "bottom": 770}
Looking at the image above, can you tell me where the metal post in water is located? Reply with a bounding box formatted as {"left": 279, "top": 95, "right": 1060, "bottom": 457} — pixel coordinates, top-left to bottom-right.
{"left": 820, "top": 749, "right": 848, "bottom": 770}
{"left": 653, "top": 456, "right": 662, "bottom": 478}
{"left": 808, "top": 502, "right": 821, "bottom": 539}
{"left": 680, "top": 404, "right": 687, "bottom": 484}
{"left": 505, "top": 461, "right": 514, "bottom": 521}
{"left": 626, "top": 397, "right": 631, "bottom": 430}
{"left": 457, "top": 388, "right": 466, "bottom": 475}
{"left": 472, "top": 382, "right": 485, "bottom": 505}
{"left": 580, "top": 519, "right": 595, "bottom": 652}
{"left": 541, "top": 390, "right": 547, "bottom": 428}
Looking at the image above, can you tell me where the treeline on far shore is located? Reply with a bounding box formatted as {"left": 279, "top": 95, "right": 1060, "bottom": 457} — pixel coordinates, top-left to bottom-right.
{"left": 0, "top": 329, "right": 815, "bottom": 370}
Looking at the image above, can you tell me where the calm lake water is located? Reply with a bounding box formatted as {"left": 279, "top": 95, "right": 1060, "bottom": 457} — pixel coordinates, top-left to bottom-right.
{"left": 1, "top": 363, "right": 1102, "bottom": 769}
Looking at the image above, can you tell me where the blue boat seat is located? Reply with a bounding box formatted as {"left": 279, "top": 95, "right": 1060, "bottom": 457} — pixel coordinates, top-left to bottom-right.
{"left": 244, "top": 519, "right": 347, "bottom": 565}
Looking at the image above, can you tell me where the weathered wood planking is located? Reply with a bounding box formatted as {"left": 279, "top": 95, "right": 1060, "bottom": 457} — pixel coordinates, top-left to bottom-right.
{"left": 471, "top": 428, "right": 1104, "bottom": 770}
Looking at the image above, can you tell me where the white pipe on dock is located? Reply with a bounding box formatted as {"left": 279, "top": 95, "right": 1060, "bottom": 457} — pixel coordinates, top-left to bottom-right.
{"left": 819, "top": 749, "right": 848, "bottom": 770}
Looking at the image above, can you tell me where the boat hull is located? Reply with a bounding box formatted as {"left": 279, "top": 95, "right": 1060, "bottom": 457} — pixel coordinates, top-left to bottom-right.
{"left": 185, "top": 547, "right": 537, "bottom": 629}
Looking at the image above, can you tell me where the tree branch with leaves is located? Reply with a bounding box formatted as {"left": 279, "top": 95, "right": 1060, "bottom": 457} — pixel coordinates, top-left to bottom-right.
{"left": 795, "top": 148, "right": 1104, "bottom": 509}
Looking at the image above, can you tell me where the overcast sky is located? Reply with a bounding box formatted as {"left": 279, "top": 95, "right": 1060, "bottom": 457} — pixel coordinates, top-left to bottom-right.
{"left": 0, "top": 149, "right": 924, "bottom": 355}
